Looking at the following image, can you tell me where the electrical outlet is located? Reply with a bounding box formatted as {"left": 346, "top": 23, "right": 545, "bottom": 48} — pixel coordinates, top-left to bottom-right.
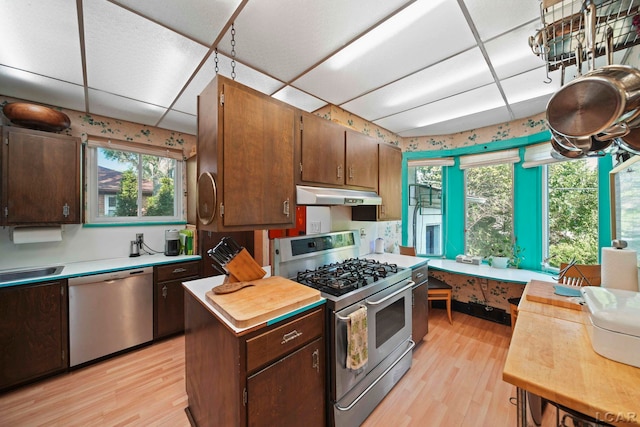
{"left": 136, "top": 233, "right": 144, "bottom": 248}
{"left": 310, "top": 221, "right": 321, "bottom": 233}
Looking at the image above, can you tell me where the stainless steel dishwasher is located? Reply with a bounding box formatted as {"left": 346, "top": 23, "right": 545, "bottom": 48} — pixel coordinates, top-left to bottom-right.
{"left": 69, "top": 267, "right": 153, "bottom": 367}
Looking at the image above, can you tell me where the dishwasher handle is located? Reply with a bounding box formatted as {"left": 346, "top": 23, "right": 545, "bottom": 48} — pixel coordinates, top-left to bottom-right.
{"left": 69, "top": 267, "right": 153, "bottom": 286}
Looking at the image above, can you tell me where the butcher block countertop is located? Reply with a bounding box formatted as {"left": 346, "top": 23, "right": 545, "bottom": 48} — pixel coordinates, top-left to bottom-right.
{"left": 503, "top": 281, "right": 640, "bottom": 426}
{"left": 183, "top": 268, "right": 325, "bottom": 336}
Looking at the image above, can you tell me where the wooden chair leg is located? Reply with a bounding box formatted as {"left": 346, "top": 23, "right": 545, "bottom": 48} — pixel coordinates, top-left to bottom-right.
{"left": 446, "top": 296, "right": 452, "bottom": 324}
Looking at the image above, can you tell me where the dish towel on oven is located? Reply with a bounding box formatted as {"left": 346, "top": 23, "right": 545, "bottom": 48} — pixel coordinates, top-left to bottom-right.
{"left": 346, "top": 306, "right": 368, "bottom": 370}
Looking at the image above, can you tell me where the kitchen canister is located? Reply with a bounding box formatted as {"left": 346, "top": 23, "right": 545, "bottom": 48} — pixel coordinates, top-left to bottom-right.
{"left": 374, "top": 238, "right": 384, "bottom": 254}
{"left": 601, "top": 240, "right": 639, "bottom": 292}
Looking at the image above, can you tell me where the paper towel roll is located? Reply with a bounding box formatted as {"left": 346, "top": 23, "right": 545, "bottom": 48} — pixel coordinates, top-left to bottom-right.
{"left": 12, "top": 226, "right": 63, "bottom": 244}
{"left": 601, "top": 247, "right": 639, "bottom": 292}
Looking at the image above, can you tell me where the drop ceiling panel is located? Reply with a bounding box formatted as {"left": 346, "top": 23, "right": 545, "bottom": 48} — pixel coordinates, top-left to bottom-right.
{"left": 375, "top": 84, "right": 506, "bottom": 134}
{"left": 341, "top": 48, "right": 493, "bottom": 121}
{"left": 272, "top": 86, "right": 327, "bottom": 113}
{"left": 158, "top": 109, "right": 197, "bottom": 135}
{"left": 88, "top": 89, "right": 167, "bottom": 128}
{"left": 462, "top": 0, "right": 540, "bottom": 42}
{"left": 173, "top": 53, "right": 284, "bottom": 115}
{"left": 397, "top": 105, "right": 512, "bottom": 137}
{"left": 0, "top": 66, "right": 86, "bottom": 112}
{"left": 83, "top": 0, "right": 208, "bottom": 108}
{"left": 485, "top": 21, "right": 548, "bottom": 80}
{"left": 217, "top": 0, "right": 413, "bottom": 82}
{"left": 501, "top": 67, "right": 561, "bottom": 104}
{"left": 111, "top": 0, "right": 242, "bottom": 45}
{"left": 0, "top": 0, "right": 83, "bottom": 84}
{"left": 508, "top": 94, "right": 553, "bottom": 121}
{"left": 293, "top": 0, "right": 477, "bottom": 105}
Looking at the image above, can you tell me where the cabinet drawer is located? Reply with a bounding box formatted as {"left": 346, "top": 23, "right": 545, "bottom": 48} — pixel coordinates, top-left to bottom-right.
{"left": 246, "top": 308, "right": 323, "bottom": 373}
{"left": 412, "top": 264, "right": 428, "bottom": 286}
{"left": 156, "top": 261, "right": 200, "bottom": 282}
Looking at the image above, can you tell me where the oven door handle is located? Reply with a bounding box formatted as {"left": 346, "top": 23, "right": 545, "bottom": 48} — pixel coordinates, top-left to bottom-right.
{"left": 335, "top": 339, "right": 415, "bottom": 411}
{"left": 365, "top": 281, "right": 414, "bottom": 306}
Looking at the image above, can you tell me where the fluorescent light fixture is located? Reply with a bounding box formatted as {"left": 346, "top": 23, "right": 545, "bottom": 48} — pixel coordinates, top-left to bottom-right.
{"left": 326, "top": 0, "right": 448, "bottom": 70}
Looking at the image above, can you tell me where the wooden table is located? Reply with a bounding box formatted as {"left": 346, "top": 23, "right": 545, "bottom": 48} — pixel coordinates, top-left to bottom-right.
{"left": 503, "top": 280, "right": 640, "bottom": 426}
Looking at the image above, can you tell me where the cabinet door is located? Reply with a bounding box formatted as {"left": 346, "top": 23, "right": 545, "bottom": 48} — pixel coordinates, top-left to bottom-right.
{"left": 222, "top": 83, "right": 295, "bottom": 228}
{"left": 247, "top": 337, "right": 325, "bottom": 427}
{"left": 0, "top": 280, "right": 68, "bottom": 391}
{"left": 345, "top": 130, "right": 378, "bottom": 190}
{"left": 3, "top": 127, "right": 80, "bottom": 224}
{"left": 300, "top": 113, "right": 345, "bottom": 186}
{"left": 378, "top": 143, "right": 402, "bottom": 220}
{"left": 154, "top": 279, "right": 186, "bottom": 339}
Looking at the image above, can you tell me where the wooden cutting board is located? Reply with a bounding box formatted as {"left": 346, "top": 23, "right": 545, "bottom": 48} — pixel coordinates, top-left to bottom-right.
{"left": 206, "top": 276, "right": 321, "bottom": 328}
{"left": 525, "top": 280, "right": 583, "bottom": 310}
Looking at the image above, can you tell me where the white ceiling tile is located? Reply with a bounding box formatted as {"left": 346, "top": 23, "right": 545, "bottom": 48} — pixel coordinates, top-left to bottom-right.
{"left": 501, "top": 67, "right": 561, "bottom": 104}
{"left": 508, "top": 94, "right": 553, "bottom": 121}
{"left": 272, "top": 86, "right": 327, "bottom": 112}
{"left": 0, "top": 66, "right": 86, "bottom": 111}
{"left": 218, "top": 0, "right": 413, "bottom": 82}
{"left": 462, "top": 0, "right": 540, "bottom": 41}
{"left": 396, "top": 106, "right": 511, "bottom": 137}
{"left": 173, "top": 52, "right": 284, "bottom": 115}
{"left": 374, "top": 84, "right": 506, "bottom": 134}
{"left": 111, "top": 0, "right": 242, "bottom": 45}
{"left": 0, "top": 0, "right": 83, "bottom": 84}
{"left": 158, "top": 110, "right": 197, "bottom": 135}
{"left": 88, "top": 89, "right": 167, "bottom": 127}
{"left": 485, "top": 21, "right": 548, "bottom": 79}
{"left": 83, "top": 0, "right": 208, "bottom": 108}
{"left": 341, "top": 48, "right": 493, "bottom": 121}
{"left": 293, "top": 0, "right": 477, "bottom": 105}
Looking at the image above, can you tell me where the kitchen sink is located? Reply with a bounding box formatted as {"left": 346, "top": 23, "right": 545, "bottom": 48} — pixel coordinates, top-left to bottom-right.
{"left": 0, "top": 265, "right": 64, "bottom": 283}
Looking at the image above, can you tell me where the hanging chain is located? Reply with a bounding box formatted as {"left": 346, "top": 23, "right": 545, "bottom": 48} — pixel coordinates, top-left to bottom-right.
{"left": 214, "top": 48, "right": 219, "bottom": 74}
{"left": 230, "top": 23, "right": 236, "bottom": 80}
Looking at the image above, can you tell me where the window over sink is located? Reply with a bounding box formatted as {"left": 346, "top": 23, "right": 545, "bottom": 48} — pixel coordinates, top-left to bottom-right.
{"left": 86, "top": 138, "right": 183, "bottom": 224}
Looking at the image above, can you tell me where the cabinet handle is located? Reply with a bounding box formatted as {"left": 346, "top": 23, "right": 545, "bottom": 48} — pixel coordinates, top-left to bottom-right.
{"left": 337, "top": 165, "right": 343, "bottom": 179}
{"left": 172, "top": 268, "right": 187, "bottom": 274}
{"left": 283, "top": 198, "right": 290, "bottom": 217}
{"left": 162, "top": 285, "right": 168, "bottom": 299}
{"left": 349, "top": 165, "right": 354, "bottom": 180}
{"left": 62, "top": 203, "right": 70, "bottom": 217}
{"left": 281, "top": 329, "right": 302, "bottom": 344}
{"left": 312, "top": 348, "right": 319, "bottom": 373}
{"left": 415, "top": 272, "right": 424, "bottom": 279}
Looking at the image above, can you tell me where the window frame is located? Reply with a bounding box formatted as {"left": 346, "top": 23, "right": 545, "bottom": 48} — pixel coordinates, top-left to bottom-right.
{"left": 86, "top": 138, "right": 184, "bottom": 225}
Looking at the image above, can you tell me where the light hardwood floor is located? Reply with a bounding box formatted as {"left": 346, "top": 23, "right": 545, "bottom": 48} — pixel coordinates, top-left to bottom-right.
{"left": 0, "top": 309, "right": 533, "bottom": 427}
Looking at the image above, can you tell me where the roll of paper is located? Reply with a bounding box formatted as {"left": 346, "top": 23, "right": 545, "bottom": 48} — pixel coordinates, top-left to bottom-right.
{"left": 12, "top": 226, "right": 63, "bottom": 244}
{"left": 601, "top": 247, "right": 639, "bottom": 292}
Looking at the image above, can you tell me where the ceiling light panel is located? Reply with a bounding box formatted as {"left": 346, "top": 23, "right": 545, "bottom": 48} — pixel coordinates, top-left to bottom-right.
{"left": 374, "top": 83, "right": 505, "bottom": 134}
{"left": 484, "top": 21, "right": 548, "bottom": 80}
{"left": 508, "top": 94, "right": 553, "bottom": 121}
{"left": 111, "top": 0, "right": 242, "bottom": 45}
{"left": 396, "top": 105, "right": 511, "bottom": 137}
{"left": 500, "top": 67, "right": 561, "bottom": 104}
{"left": 87, "top": 89, "right": 167, "bottom": 127}
{"left": 293, "top": 0, "right": 477, "bottom": 105}
{"left": 83, "top": 0, "right": 208, "bottom": 108}
{"left": 158, "top": 109, "right": 197, "bottom": 135}
{"left": 0, "top": 65, "right": 86, "bottom": 112}
{"left": 0, "top": 0, "right": 83, "bottom": 84}
{"left": 341, "top": 48, "right": 493, "bottom": 121}
{"left": 218, "top": 0, "right": 412, "bottom": 82}
{"left": 173, "top": 53, "right": 284, "bottom": 115}
{"left": 272, "top": 86, "right": 327, "bottom": 112}
{"left": 462, "top": 0, "right": 540, "bottom": 41}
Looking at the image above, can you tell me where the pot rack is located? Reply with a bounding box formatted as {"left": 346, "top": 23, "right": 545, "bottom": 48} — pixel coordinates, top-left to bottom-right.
{"left": 530, "top": 0, "right": 640, "bottom": 74}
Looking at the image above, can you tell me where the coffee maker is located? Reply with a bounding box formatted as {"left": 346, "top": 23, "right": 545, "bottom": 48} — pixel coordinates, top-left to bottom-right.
{"left": 164, "top": 229, "right": 180, "bottom": 256}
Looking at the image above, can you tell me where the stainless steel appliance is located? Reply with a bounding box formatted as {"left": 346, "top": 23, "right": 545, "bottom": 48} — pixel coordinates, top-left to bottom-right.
{"left": 164, "top": 229, "right": 180, "bottom": 256}
{"left": 68, "top": 267, "right": 153, "bottom": 367}
{"left": 273, "top": 230, "right": 414, "bottom": 427}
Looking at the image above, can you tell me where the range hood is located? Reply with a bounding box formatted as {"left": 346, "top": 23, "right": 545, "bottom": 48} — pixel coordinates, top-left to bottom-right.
{"left": 296, "top": 185, "right": 382, "bottom": 206}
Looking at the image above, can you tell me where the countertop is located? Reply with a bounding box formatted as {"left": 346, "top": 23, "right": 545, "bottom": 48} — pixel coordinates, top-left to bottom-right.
{"left": 503, "top": 281, "right": 640, "bottom": 426}
{"left": 363, "top": 252, "right": 428, "bottom": 269}
{"left": 0, "top": 254, "right": 201, "bottom": 288}
{"left": 428, "top": 258, "right": 554, "bottom": 284}
{"left": 183, "top": 269, "right": 326, "bottom": 336}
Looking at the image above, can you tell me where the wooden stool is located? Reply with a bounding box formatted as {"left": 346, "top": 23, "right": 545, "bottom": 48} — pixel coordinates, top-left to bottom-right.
{"left": 428, "top": 277, "right": 452, "bottom": 324}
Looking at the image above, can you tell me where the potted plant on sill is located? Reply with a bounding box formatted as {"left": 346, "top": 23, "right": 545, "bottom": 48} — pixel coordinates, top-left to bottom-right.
{"left": 488, "top": 237, "right": 513, "bottom": 269}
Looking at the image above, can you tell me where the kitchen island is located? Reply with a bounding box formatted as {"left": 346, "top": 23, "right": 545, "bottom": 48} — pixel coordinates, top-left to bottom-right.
{"left": 182, "top": 274, "right": 327, "bottom": 427}
{"left": 503, "top": 280, "right": 640, "bottom": 426}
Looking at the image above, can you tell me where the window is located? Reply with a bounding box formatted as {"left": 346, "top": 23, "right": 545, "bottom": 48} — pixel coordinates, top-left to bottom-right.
{"left": 544, "top": 158, "right": 599, "bottom": 267}
{"left": 407, "top": 159, "right": 450, "bottom": 256}
{"left": 87, "top": 139, "right": 183, "bottom": 224}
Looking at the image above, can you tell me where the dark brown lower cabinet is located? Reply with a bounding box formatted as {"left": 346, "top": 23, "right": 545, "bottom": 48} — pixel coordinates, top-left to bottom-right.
{"left": 185, "top": 291, "right": 326, "bottom": 427}
{"left": 154, "top": 261, "right": 200, "bottom": 339}
{"left": 0, "top": 280, "right": 68, "bottom": 391}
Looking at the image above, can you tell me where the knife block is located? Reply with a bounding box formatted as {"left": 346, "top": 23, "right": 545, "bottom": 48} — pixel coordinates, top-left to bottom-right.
{"left": 225, "top": 248, "right": 267, "bottom": 283}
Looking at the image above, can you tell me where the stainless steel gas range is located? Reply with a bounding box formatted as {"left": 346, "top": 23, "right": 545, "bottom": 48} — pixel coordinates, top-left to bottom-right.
{"left": 273, "top": 230, "right": 415, "bottom": 427}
